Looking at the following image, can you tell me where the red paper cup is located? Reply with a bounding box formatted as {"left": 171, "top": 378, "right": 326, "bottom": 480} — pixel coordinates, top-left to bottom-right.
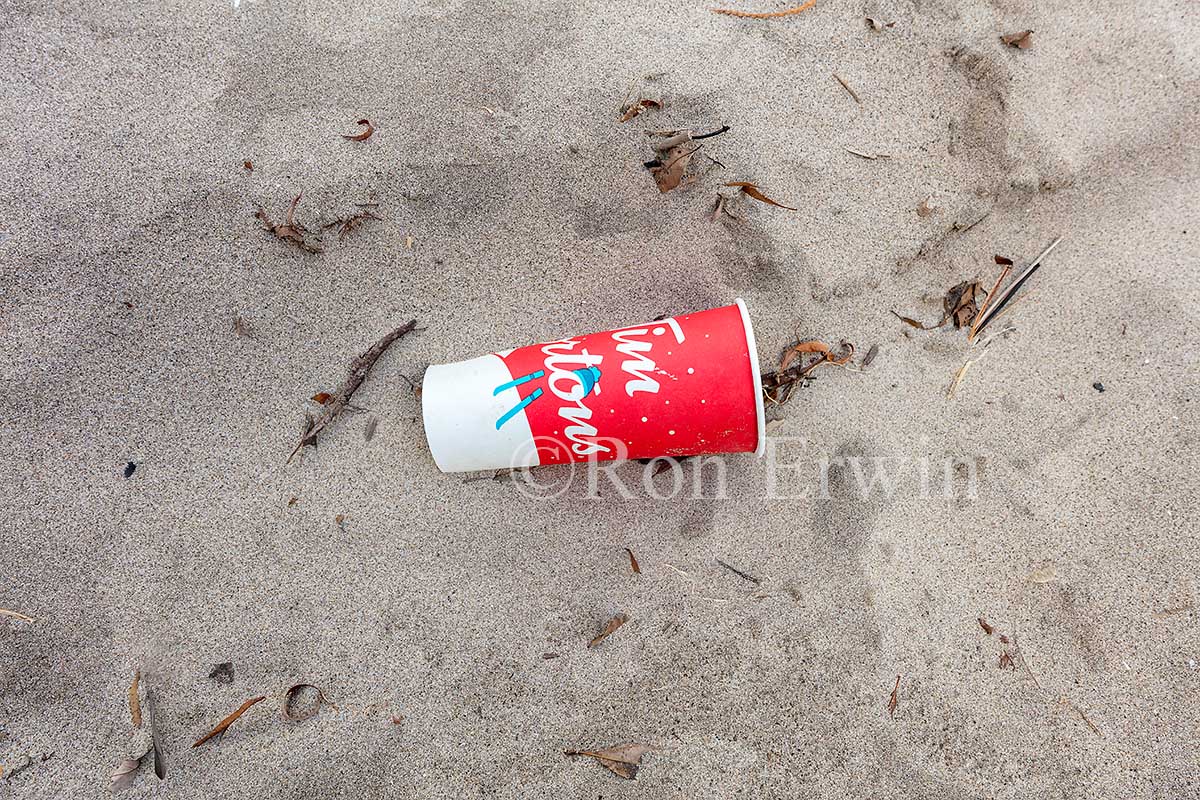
{"left": 421, "top": 300, "right": 765, "bottom": 472}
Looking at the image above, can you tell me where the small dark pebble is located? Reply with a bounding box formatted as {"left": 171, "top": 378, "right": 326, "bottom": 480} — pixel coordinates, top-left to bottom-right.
{"left": 1093, "top": 382, "right": 1105, "bottom": 393}
{"left": 208, "top": 662, "right": 234, "bottom": 684}
{"left": 123, "top": 462, "right": 137, "bottom": 478}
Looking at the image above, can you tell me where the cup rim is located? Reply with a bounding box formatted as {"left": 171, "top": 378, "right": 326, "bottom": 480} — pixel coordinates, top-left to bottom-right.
{"left": 734, "top": 298, "right": 767, "bottom": 457}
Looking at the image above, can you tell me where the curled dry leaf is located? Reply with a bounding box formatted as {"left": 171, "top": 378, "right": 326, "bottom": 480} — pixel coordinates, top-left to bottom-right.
{"left": 645, "top": 145, "right": 697, "bottom": 193}
{"left": 780, "top": 340, "right": 830, "bottom": 371}
{"left": 588, "top": 613, "right": 629, "bottom": 648}
{"left": 994, "top": 255, "right": 1014, "bottom": 266}
{"left": 978, "top": 616, "right": 994, "bottom": 636}
{"left": 619, "top": 98, "right": 661, "bottom": 123}
{"left": 342, "top": 118, "right": 375, "bottom": 141}
{"left": 624, "top": 548, "right": 641, "bottom": 574}
{"left": 129, "top": 671, "right": 142, "bottom": 728}
{"left": 712, "top": 0, "right": 816, "bottom": 19}
{"left": 282, "top": 684, "right": 332, "bottom": 722}
{"left": 256, "top": 193, "right": 321, "bottom": 253}
{"left": 311, "top": 392, "right": 333, "bottom": 405}
{"left": 192, "top": 696, "right": 266, "bottom": 748}
{"left": 1000, "top": 30, "right": 1033, "bottom": 49}
{"left": 724, "top": 182, "right": 797, "bottom": 211}
{"left": 564, "top": 743, "right": 652, "bottom": 780}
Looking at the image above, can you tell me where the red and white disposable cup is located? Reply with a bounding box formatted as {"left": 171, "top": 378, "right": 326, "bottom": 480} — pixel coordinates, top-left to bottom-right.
{"left": 421, "top": 300, "right": 765, "bottom": 472}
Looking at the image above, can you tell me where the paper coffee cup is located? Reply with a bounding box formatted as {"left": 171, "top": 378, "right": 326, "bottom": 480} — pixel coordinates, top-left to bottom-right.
{"left": 421, "top": 299, "right": 765, "bottom": 473}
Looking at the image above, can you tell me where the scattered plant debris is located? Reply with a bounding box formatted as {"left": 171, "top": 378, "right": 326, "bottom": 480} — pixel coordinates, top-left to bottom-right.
{"left": 311, "top": 392, "right": 333, "bottom": 405}
{"left": 978, "top": 616, "right": 994, "bottom": 636}
{"left": 282, "top": 684, "right": 333, "bottom": 722}
{"left": 0, "top": 608, "right": 34, "bottom": 624}
{"left": 712, "top": 0, "right": 816, "bottom": 19}
{"left": 564, "top": 743, "right": 652, "bottom": 780}
{"left": 970, "top": 237, "right": 1062, "bottom": 339}
{"left": 723, "top": 182, "right": 797, "bottom": 211}
{"left": 716, "top": 558, "right": 760, "bottom": 584}
{"left": 233, "top": 314, "right": 252, "bottom": 338}
{"left": 335, "top": 514, "right": 347, "bottom": 531}
{"left": 209, "top": 662, "right": 234, "bottom": 684}
{"left": 193, "top": 696, "right": 266, "bottom": 748}
{"left": 243, "top": 161, "right": 253, "bottom": 171}
{"left": 644, "top": 126, "right": 729, "bottom": 193}
{"left": 860, "top": 343, "right": 880, "bottom": 368}
{"left": 123, "top": 462, "right": 137, "bottom": 478}
{"left": 999, "top": 651, "right": 1016, "bottom": 670}
{"left": 1061, "top": 698, "right": 1102, "bottom": 736}
{"left": 588, "top": 613, "right": 629, "bottom": 649}
{"left": 762, "top": 339, "right": 854, "bottom": 404}
{"left": 620, "top": 98, "right": 662, "bottom": 123}
{"left": 342, "top": 119, "right": 375, "bottom": 141}
{"left": 322, "top": 208, "right": 381, "bottom": 240}
{"left": 866, "top": 14, "right": 895, "bottom": 30}
{"left": 109, "top": 753, "right": 143, "bottom": 793}
{"left": 1000, "top": 30, "right": 1033, "bottom": 49}
{"left": 288, "top": 320, "right": 418, "bottom": 463}
{"left": 887, "top": 675, "right": 900, "bottom": 718}
{"left": 624, "top": 548, "right": 641, "bottom": 574}
{"left": 916, "top": 196, "right": 939, "bottom": 217}
{"left": 256, "top": 193, "right": 321, "bottom": 254}
{"left": 833, "top": 73, "right": 862, "bottom": 103}
{"left": 894, "top": 280, "right": 981, "bottom": 331}
{"left": 364, "top": 417, "right": 378, "bottom": 442}
{"left": 287, "top": 497, "right": 298, "bottom": 507}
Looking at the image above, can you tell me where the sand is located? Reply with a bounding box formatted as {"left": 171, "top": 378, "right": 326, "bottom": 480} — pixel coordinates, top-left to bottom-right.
{"left": 1, "top": 0, "right": 1198, "bottom": 796}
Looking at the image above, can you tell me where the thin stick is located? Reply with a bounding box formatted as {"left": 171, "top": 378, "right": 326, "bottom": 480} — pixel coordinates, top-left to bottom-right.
{"left": 713, "top": 0, "right": 816, "bottom": 18}
{"left": 969, "top": 264, "right": 1012, "bottom": 341}
{"left": 0, "top": 608, "right": 34, "bottom": 623}
{"left": 716, "top": 558, "right": 761, "bottom": 584}
{"left": 845, "top": 147, "right": 889, "bottom": 160}
{"left": 833, "top": 73, "right": 862, "bottom": 103}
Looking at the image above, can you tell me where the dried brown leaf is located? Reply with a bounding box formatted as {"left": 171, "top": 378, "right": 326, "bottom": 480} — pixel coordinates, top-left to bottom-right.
{"left": 619, "top": 98, "right": 661, "bottom": 123}
{"left": 243, "top": 160, "right": 253, "bottom": 171}
{"left": 282, "top": 684, "right": 332, "bottom": 722}
{"left": 342, "top": 118, "right": 375, "bottom": 141}
{"left": 588, "top": 613, "right": 629, "bottom": 648}
{"left": 192, "top": 696, "right": 266, "bottom": 748}
{"left": 891, "top": 311, "right": 941, "bottom": 330}
{"left": 780, "top": 339, "right": 830, "bottom": 371}
{"left": 712, "top": 0, "right": 816, "bottom": 19}
{"left": 887, "top": 675, "right": 900, "bottom": 718}
{"left": 978, "top": 617, "right": 994, "bottom": 636}
{"left": 860, "top": 343, "right": 880, "bottom": 368}
{"left": 999, "top": 651, "right": 1016, "bottom": 670}
{"left": 647, "top": 145, "right": 696, "bottom": 193}
{"left": 624, "top": 548, "right": 641, "bottom": 574}
{"left": 916, "top": 196, "right": 938, "bottom": 217}
{"left": 1000, "top": 30, "right": 1033, "bottom": 49}
{"left": 288, "top": 321, "right": 418, "bottom": 463}
{"left": 944, "top": 280, "right": 981, "bottom": 329}
{"left": 994, "top": 255, "right": 1014, "bottom": 266}
{"left": 564, "top": 743, "right": 652, "bottom": 780}
{"left": 311, "top": 392, "right": 333, "bottom": 405}
{"left": 724, "top": 181, "right": 798, "bottom": 211}
{"left": 129, "top": 671, "right": 142, "bottom": 728}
